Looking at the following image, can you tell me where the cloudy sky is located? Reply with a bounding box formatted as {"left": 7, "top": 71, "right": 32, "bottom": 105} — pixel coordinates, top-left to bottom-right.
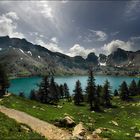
{"left": 0, "top": 0, "right": 140, "bottom": 57}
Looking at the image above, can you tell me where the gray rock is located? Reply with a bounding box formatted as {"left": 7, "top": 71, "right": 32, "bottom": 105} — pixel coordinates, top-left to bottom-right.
{"left": 93, "top": 128, "right": 102, "bottom": 134}
{"left": 135, "top": 133, "right": 140, "bottom": 139}
{"left": 72, "top": 122, "right": 86, "bottom": 140}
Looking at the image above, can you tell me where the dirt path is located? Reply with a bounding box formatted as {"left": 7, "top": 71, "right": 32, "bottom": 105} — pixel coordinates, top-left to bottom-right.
{"left": 0, "top": 105, "right": 72, "bottom": 140}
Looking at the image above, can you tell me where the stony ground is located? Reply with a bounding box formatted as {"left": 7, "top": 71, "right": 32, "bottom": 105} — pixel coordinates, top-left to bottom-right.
{"left": 0, "top": 105, "right": 72, "bottom": 140}
{"left": 0, "top": 94, "right": 140, "bottom": 140}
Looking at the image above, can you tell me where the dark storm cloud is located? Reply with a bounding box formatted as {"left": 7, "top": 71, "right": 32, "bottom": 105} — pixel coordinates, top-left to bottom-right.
{"left": 0, "top": 1, "right": 140, "bottom": 57}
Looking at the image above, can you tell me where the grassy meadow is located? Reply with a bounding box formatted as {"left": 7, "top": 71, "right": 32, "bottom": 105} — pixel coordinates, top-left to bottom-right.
{"left": 0, "top": 110, "right": 45, "bottom": 140}
{"left": 0, "top": 95, "right": 140, "bottom": 140}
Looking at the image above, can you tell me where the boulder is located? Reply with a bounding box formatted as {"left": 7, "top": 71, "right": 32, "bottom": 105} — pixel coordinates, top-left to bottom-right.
{"left": 54, "top": 116, "right": 75, "bottom": 127}
{"left": 32, "top": 106, "right": 36, "bottom": 109}
{"left": 57, "top": 105, "right": 63, "bottom": 109}
{"left": 73, "top": 122, "right": 86, "bottom": 139}
{"left": 40, "top": 108, "right": 45, "bottom": 111}
{"left": 86, "top": 123, "right": 93, "bottom": 126}
{"left": 63, "top": 116, "right": 75, "bottom": 126}
{"left": 132, "top": 113, "right": 136, "bottom": 116}
{"left": 93, "top": 128, "right": 102, "bottom": 134}
{"left": 135, "top": 133, "right": 140, "bottom": 139}
{"left": 87, "top": 133, "right": 106, "bottom": 140}
{"left": 3, "top": 93, "right": 11, "bottom": 97}
{"left": 130, "top": 126, "right": 136, "bottom": 130}
{"left": 121, "top": 106, "right": 124, "bottom": 109}
{"left": 21, "top": 125, "right": 30, "bottom": 132}
{"left": 111, "top": 121, "right": 118, "bottom": 126}
{"left": 126, "top": 133, "right": 130, "bottom": 136}
{"left": 64, "top": 113, "right": 69, "bottom": 116}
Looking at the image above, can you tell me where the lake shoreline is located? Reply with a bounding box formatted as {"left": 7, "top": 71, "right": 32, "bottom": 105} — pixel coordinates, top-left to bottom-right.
{"left": 9, "top": 73, "right": 140, "bottom": 80}
{"left": 8, "top": 75, "right": 139, "bottom": 97}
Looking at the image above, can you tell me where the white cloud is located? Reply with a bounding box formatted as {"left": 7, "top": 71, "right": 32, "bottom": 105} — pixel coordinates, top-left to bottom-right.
{"left": 6, "top": 12, "right": 19, "bottom": 20}
{"left": 61, "top": 0, "right": 69, "bottom": 4}
{"left": 130, "top": 36, "right": 140, "bottom": 41}
{"left": 111, "top": 31, "right": 119, "bottom": 36}
{"left": 0, "top": 12, "right": 24, "bottom": 38}
{"left": 67, "top": 44, "right": 96, "bottom": 58}
{"left": 40, "top": 34, "right": 44, "bottom": 38}
{"left": 102, "top": 40, "right": 132, "bottom": 55}
{"left": 93, "top": 30, "right": 107, "bottom": 41}
{"left": 125, "top": 1, "right": 139, "bottom": 15}
{"left": 37, "top": 1, "right": 53, "bottom": 19}
{"left": 36, "top": 39, "right": 96, "bottom": 58}
{"left": 0, "top": 1, "right": 72, "bottom": 39}
{"left": 51, "top": 37, "right": 58, "bottom": 44}
{"left": 130, "top": 36, "right": 140, "bottom": 51}
{"left": 124, "top": 1, "right": 140, "bottom": 20}
{"left": 35, "top": 38, "right": 63, "bottom": 53}
{"left": 84, "top": 29, "right": 107, "bottom": 42}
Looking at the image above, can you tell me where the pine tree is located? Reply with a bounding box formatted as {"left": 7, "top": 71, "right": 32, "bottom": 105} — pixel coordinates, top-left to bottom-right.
{"left": 102, "top": 80, "right": 112, "bottom": 107}
{"left": 129, "top": 79, "right": 137, "bottom": 96}
{"left": 119, "top": 81, "right": 129, "bottom": 101}
{"left": 96, "top": 85, "right": 102, "bottom": 106}
{"left": 49, "top": 76, "right": 59, "bottom": 104}
{"left": 29, "top": 89, "right": 36, "bottom": 100}
{"left": 63, "top": 83, "right": 70, "bottom": 100}
{"left": 37, "top": 75, "right": 50, "bottom": 103}
{"left": 59, "top": 84, "right": 64, "bottom": 99}
{"left": 114, "top": 89, "right": 119, "bottom": 96}
{"left": 86, "top": 69, "right": 99, "bottom": 110}
{"left": 19, "top": 92, "right": 25, "bottom": 98}
{"left": 56, "top": 85, "right": 61, "bottom": 99}
{"left": 137, "top": 80, "right": 140, "bottom": 95}
{"left": 0, "top": 64, "right": 9, "bottom": 97}
{"left": 73, "top": 80, "right": 83, "bottom": 105}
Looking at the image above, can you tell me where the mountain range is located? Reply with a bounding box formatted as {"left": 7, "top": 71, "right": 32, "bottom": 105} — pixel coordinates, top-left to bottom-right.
{"left": 0, "top": 36, "right": 139, "bottom": 77}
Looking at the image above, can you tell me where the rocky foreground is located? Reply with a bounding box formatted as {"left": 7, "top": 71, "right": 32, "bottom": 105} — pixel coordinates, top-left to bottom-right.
{"left": 0, "top": 105, "right": 107, "bottom": 140}
{"left": 0, "top": 94, "right": 140, "bottom": 140}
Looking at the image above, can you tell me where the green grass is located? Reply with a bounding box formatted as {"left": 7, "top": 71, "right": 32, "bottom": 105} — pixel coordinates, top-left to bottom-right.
{"left": 0, "top": 111, "right": 45, "bottom": 140}
{"left": 1, "top": 95, "right": 140, "bottom": 140}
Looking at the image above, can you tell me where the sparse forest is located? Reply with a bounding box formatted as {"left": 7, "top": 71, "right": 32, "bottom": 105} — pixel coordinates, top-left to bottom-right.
{"left": 0, "top": 64, "right": 9, "bottom": 98}
{"left": 25, "top": 69, "right": 140, "bottom": 113}
{"left": 0, "top": 67, "right": 140, "bottom": 140}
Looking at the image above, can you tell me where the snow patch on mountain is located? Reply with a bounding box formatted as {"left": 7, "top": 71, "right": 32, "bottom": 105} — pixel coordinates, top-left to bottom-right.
{"left": 19, "top": 49, "right": 27, "bottom": 56}
{"left": 19, "top": 49, "right": 24, "bottom": 53}
{"left": 99, "top": 62, "right": 106, "bottom": 66}
{"left": 27, "top": 51, "right": 32, "bottom": 56}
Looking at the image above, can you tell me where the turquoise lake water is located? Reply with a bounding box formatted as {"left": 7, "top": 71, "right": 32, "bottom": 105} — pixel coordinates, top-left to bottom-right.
{"left": 8, "top": 75, "right": 139, "bottom": 97}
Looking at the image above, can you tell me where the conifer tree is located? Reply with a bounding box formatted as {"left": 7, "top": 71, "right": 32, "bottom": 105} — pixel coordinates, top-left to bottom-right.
{"left": 64, "top": 83, "right": 70, "bottom": 100}
{"left": 49, "top": 76, "right": 59, "bottom": 103}
{"left": 102, "top": 80, "right": 111, "bottom": 107}
{"left": 96, "top": 85, "right": 102, "bottom": 106}
{"left": 19, "top": 92, "right": 25, "bottom": 98}
{"left": 59, "top": 84, "right": 64, "bottom": 99}
{"left": 119, "top": 81, "right": 129, "bottom": 101}
{"left": 37, "top": 75, "right": 50, "bottom": 103}
{"left": 0, "top": 64, "right": 9, "bottom": 97}
{"left": 56, "top": 85, "right": 61, "bottom": 99}
{"left": 73, "top": 80, "right": 83, "bottom": 105}
{"left": 29, "top": 89, "right": 36, "bottom": 100}
{"left": 86, "top": 69, "right": 98, "bottom": 110}
{"left": 114, "top": 89, "right": 119, "bottom": 96}
{"left": 129, "top": 79, "right": 137, "bottom": 96}
{"left": 137, "top": 80, "right": 140, "bottom": 95}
